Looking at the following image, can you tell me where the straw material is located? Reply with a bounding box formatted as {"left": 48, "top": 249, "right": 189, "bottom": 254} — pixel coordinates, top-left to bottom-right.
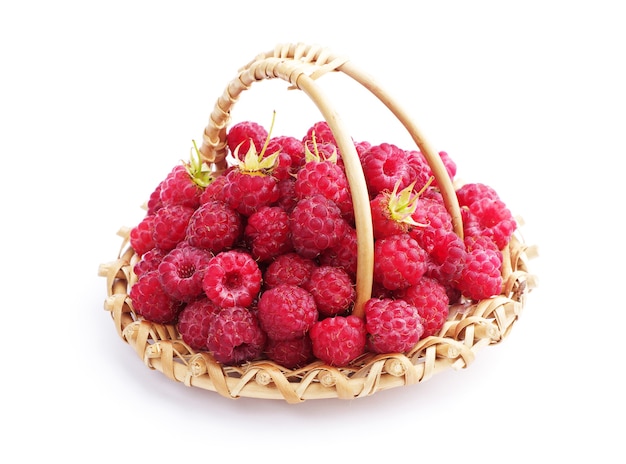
{"left": 98, "top": 43, "right": 537, "bottom": 402}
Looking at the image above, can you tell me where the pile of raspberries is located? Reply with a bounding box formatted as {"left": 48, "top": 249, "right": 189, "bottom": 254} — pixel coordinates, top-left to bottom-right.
{"left": 128, "top": 119, "right": 516, "bottom": 368}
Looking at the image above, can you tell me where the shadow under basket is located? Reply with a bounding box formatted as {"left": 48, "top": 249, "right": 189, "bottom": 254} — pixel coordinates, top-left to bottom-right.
{"left": 98, "top": 43, "right": 538, "bottom": 403}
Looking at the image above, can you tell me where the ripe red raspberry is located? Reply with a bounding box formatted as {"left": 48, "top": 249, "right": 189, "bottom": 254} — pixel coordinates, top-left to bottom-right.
{"left": 309, "top": 315, "right": 367, "bottom": 366}
{"left": 265, "top": 135, "right": 305, "bottom": 179}
{"left": 199, "top": 171, "right": 229, "bottom": 204}
{"left": 464, "top": 197, "right": 517, "bottom": 249}
{"left": 202, "top": 250, "right": 262, "bottom": 308}
{"left": 276, "top": 177, "right": 298, "bottom": 213}
{"left": 129, "top": 270, "right": 183, "bottom": 324}
{"left": 244, "top": 205, "right": 293, "bottom": 262}
{"left": 177, "top": 297, "right": 220, "bottom": 351}
{"left": 370, "top": 181, "right": 429, "bottom": 240}
{"left": 424, "top": 228, "right": 467, "bottom": 286}
{"left": 206, "top": 306, "right": 266, "bottom": 365}
{"left": 158, "top": 245, "right": 213, "bottom": 302}
{"left": 319, "top": 224, "right": 358, "bottom": 278}
{"left": 360, "top": 143, "right": 416, "bottom": 195}
{"left": 257, "top": 284, "right": 318, "bottom": 341}
{"left": 226, "top": 121, "right": 268, "bottom": 160}
{"left": 133, "top": 247, "right": 166, "bottom": 277}
{"left": 364, "top": 298, "right": 424, "bottom": 354}
{"left": 146, "top": 180, "right": 164, "bottom": 215}
{"left": 265, "top": 336, "right": 314, "bottom": 369}
{"left": 222, "top": 161, "right": 280, "bottom": 217}
{"left": 409, "top": 196, "right": 454, "bottom": 252}
{"left": 303, "top": 121, "right": 336, "bottom": 146}
{"left": 263, "top": 252, "right": 317, "bottom": 289}
{"left": 457, "top": 246, "right": 503, "bottom": 300}
{"left": 129, "top": 214, "right": 156, "bottom": 256}
{"left": 186, "top": 200, "right": 243, "bottom": 253}
{"left": 373, "top": 233, "right": 428, "bottom": 291}
{"left": 151, "top": 204, "right": 195, "bottom": 252}
{"left": 295, "top": 147, "right": 353, "bottom": 222}
{"left": 159, "top": 164, "right": 203, "bottom": 209}
{"left": 289, "top": 194, "right": 347, "bottom": 259}
{"left": 456, "top": 182, "right": 501, "bottom": 207}
{"left": 302, "top": 265, "right": 355, "bottom": 317}
{"left": 395, "top": 277, "right": 449, "bottom": 337}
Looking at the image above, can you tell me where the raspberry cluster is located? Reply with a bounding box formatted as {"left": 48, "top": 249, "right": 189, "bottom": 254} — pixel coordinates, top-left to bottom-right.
{"left": 128, "top": 120, "right": 516, "bottom": 367}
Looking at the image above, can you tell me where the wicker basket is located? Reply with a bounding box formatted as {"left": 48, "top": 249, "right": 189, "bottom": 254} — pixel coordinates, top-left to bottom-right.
{"left": 98, "top": 43, "right": 537, "bottom": 403}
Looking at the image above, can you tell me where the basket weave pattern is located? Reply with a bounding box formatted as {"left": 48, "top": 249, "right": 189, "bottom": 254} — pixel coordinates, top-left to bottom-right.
{"left": 99, "top": 43, "right": 537, "bottom": 403}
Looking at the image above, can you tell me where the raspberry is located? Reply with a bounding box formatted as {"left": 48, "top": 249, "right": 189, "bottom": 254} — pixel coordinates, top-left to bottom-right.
{"left": 206, "top": 306, "right": 266, "bottom": 365}
{"left": 303, "top": 121, "right": 336, "bottom": 146}
{"left": 186, "top": 200, "right": 243, "bottom": 253}
{"left": 244, "top": 205, "right": 293, "bottom": 262}
{"left": 395, "top": 277, "right": 449, "bottom": 337}
{"left": 302, "top": 265, "right": 355, "bottom": 317}
{"left": 129, "top": 270, "right": 183, "bottom": 324}
{"left": 364, "top": 298, "right": 424, "bottom": 354}
{"left": 360, "top": 143, "right": 416, "bottom": 195}
{"left": 257, "top": 284, "right": 318, "bottom": 341}
{"left": 133, "top": 247, "right": 166, "bottom": 277}
{"left": 221, "top": 159, "right": 280, "bottom": 217}
{"left": 318, "top": 224, "right": 358, "bottom": 278}
{"left": 151, "top": 204, "right": 195, "bottom": 252}
{"left": 177, "top": 297, "right": 220, "bottom": 351}
{"left": 373, "top": 233, "right": 428, "bottom": 290}
{"left": 146, "top": 180, "right": 164, "bottom": 215}
{"left": 294, "top": 147, "right": 353, "bottom": 221}
{"left": 265, "top": 336, "right": 314, "bottom": 369}
{"left": 226, "top": 121, "right": 268, "bottom": 160}
{"left": 457, "top": 246, "right": 503, "bottom": 300}
{"left": 370, "top": 181, "right": 429, "bottom": 240}
{"left": 289, "top": 194, "right": 347, "bottom": 259}
{"left": 199, "top": 171, "right": 229, "bottom": 204}
{"left": 159, "top": 164, "right": 203, "bottom": 209}
{"left": 456, "top": 182, "right": 500, "bottom": 207}
{"left": 409, "top": 196, "right": 454, "bottom": 252}
{"left": 276, "top": 177, "right": 298, "bottom": 213}
{"left": 309, "top": 315, "right": 367, "bottom": 366}
{"left": 158, "top": 245, "right": 213, "bottom": 302}
{"left": 129, "top": 214, "right": 156, "bottom": 256}
{"left": 265, "top": 135, "right": 305, "bottom": 179}
{"left": 424, "top": 228, "right": 467, "bottom": 286}
{"left": 202, "top": 250, "right": 262, "bottom": 308}
{"left": 222, "top": 152, "right": 280, "bottom": 216}
{"left": 263, "top": 252, "right": 316, "bottom": 289}
{"left": 464, "top": 197, "right": 517, "bottom": 249}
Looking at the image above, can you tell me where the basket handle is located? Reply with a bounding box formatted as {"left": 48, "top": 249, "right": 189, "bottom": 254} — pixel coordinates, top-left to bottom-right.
{"left": 199, "top": 43, "right": 463, "bottom": 318}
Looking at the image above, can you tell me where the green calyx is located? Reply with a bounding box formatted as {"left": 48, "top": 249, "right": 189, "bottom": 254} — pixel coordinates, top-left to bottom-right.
{"left": 234, "top": 111, "right": 280, "bottom": 175}
{"left": 304, "top": 132, "right": 338, "bottom": 164}
{"left": 185, "top": 140, "right": 214, "bottom": 188}
{"left": 387, "top": 176, "right": 434, "bottom": 226}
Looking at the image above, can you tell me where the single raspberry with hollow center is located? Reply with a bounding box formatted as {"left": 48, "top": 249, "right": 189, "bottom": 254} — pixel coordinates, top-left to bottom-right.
{"left": 257, "top": 284, "right": 318, "bottom": 341}
{"left": 158, "top": 245, "right": 213, "bottom": 302}
{"left": 202, "top": 250, "right": 262, "bottom": 308}
{"left": 309, "top": 315, "right": 367, "bottom": 367}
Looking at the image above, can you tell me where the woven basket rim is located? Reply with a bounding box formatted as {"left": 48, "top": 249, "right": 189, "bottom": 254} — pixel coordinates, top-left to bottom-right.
{"left": 98, "top": 42, "right": 538, "bottom": 403}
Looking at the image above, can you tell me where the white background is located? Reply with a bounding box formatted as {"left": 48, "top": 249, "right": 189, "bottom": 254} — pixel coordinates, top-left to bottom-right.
{"left": 1, "top": 1, "right": 623, "bottom": 462}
